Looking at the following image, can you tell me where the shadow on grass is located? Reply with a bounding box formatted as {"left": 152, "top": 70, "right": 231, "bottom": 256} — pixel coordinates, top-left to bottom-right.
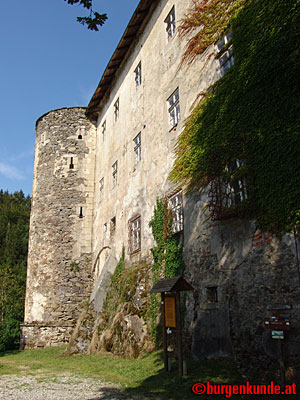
{"left": 0, "top": 349, "right": 22, "bottom": 357}
{"left": 122, "top": 351, "right": 245, "bottom": 400}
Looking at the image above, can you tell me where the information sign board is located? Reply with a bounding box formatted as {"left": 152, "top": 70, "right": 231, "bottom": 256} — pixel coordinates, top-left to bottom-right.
{"left": 165, "top": 296, "right": 176, "bottom": 328}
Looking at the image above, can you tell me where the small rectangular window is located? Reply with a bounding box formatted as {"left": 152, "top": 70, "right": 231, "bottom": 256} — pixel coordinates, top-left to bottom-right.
{"left": 70, "top": 157, "right": 74, "bottom": 169}
{"left": 133, "top": 133, "right": 141, "bottom": 164}
{"left": 167, "top": 88, "right": 180, "bottom": 128}
{"left": 168, "top": 190, "right": 183, "bottom": 233}
{"left": 165, "top": 6, "right": 176, "bottom": 39}
{"left": 206, "top": 286, "right": 218, "bottom": 303}
{"left": 110, "top": 217, "right": 116, "bottom": 236}
{"left": 114, "top": 98, "right": 119, "bottom": 121}
{"left": 102, "top": 120, "right": 106, "bottom": 141}
{"left": 216, "top": 32, "right": 235, "bottom": 77}
{"left": 112, "top": 161, "right": 118, "bottom": 188}
{"left": 129, "top": 216, "right": 141, "bottom": 253}
{"left": 99, "top": 177, "right": 104, "bottom": 201}
{"left": 134, "top": 62, "right": 142, "bottom": 87}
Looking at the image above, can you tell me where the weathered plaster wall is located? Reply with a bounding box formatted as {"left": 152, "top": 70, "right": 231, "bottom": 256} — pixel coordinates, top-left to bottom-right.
{"left": 22, "top": 107, "right": 96, "bottom": 348}
{"left": 91, "top": 0, "right": 220, "bottom": 278}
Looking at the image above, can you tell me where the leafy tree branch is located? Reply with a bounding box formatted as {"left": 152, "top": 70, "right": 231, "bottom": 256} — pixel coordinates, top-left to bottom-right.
{"left": 64, "top": 0, "right": 107, "bottom": 30}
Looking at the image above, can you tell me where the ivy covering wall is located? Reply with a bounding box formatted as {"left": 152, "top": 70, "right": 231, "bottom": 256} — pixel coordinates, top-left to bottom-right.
{"left": 170, "top": 0, "right": 300, "bottom": 234}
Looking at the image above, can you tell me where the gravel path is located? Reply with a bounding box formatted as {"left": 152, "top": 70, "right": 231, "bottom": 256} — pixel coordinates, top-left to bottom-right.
{"left": 0, "top": 375, "right": 142, "bottom": 400}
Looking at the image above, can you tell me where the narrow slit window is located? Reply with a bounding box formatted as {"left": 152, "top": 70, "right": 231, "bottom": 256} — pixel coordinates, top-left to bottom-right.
{"left": 78, "top": 126, "right": 85, "bottom": 139}
{"left": 70, "top": 157, "right": 74, "bottom": 169}
{"left": 79, "top": 207, "right": 84, "bottom": 218}
{"left": 110, "top": 217, "right": 116, "bottom": 236}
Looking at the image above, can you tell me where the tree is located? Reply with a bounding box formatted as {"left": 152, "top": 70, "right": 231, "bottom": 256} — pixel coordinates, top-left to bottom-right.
{"left": 0, "top": 190, "right": 31, "bottom": 351}
{"left": 64, "top": 0, "right": 107, "bottom": 31}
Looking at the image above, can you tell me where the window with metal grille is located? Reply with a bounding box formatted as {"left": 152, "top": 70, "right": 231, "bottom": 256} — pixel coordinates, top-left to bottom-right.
{"left": 165, "top": 6, "right": 175, "bottom": 39}
{"left": 216, "top": 32, "right": 235, "bottom": 77}
{"left": 168, "top": 190, "right": 183, "bottom": 233}
{"left": 167, "top": 88, "right": 180, "bottom": 128}
{"left": 133, "top": 133, "right": 141, "bottom": 164}
{"left": 129, "top": 216, "right": 141, "bottom": 253}
{"left": 225, "top": 159, "right": 247, "bottom": 207}
{"left": 134, "top": 62, "right": 142, "bottom": 87}
{"left": 114, "top": 98, "right": 119, "bottom": 121}
{"left": 112, "top": 161, "right": 118, "bottom": 188}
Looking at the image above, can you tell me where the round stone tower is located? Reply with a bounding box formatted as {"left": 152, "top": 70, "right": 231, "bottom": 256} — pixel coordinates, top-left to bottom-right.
{"left": 22, "top": 107, "right": 97, "bottom": 348}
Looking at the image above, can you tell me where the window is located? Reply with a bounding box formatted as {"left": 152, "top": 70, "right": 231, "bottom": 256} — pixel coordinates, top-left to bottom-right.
{"left": 114, "top": 98, "right": 119, "bottom": 121}
{"left": 78, "top": 126, "right": 85, "bottom": 139}
{"left": 101, "top": 120, "right": 106, "bottom": 141}
{"left": 69, "top": 157, "right": 74, "bottom": 169}
{"left": 134, "top": 62, "right": 142, "bottom": 87}
{"left": 165, "top": 6, "right": 175, "bottom": 39}
{"left": 216, "top": 32, "right": 235, "bottom": 77}
{"left": 112, "top": 161, "right": 118, "bottom": 188}
{"left": 129, "top": 216, "right": 141, "bottom": 253}
{"left": 167, "top": 88, "right": 180, "bottom": 128}
{"left": 225, "top": 159, "right": 247, "bottom": 207}
{"left": 206, "top": 286, "right": 218, "bottom": 303}
{"left": 99, "top": 177, "right": 104, "bottom": 201}
{"left": 168, "top": 190, "right": 183, "bottom": 233}
{"left": 133, "top": 133, "right": 141, "bottom": 164}
{"left": 110, "top": 217, "right": 116, "bottom": 236}
{"left": 79, "top": 207, "right": 84, "bottom": 218}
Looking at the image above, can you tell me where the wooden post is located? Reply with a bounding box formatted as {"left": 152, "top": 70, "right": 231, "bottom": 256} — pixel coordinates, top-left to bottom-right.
{"left": 278, "top": 340, "right": 285, "bottom": 387}
{"left": 161, "top": 292, "right": 168, "bottom": 371}
{"left": 176, "top": 291, "right": 183, "bottom": 377}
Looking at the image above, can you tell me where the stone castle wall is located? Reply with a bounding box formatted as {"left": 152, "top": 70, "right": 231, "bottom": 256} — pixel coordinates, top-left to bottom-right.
{"left": 182, "top": 196, "right": 300, "bottom": 382}
{"left": 22, "top": 107, "right": 96, "bottom": 348}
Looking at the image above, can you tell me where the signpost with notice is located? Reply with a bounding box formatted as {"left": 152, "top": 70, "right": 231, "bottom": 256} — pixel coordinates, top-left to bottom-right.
{"left": 150, "top": 276, "right": 194, "bottom": 377}
{"left": 264, "top": 305, "right": 292, "bottom": 387}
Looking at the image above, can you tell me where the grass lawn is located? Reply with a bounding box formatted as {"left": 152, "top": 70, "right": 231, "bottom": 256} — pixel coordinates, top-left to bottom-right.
{"left": 0, "top": 347, "right": 297, "bottom": 399}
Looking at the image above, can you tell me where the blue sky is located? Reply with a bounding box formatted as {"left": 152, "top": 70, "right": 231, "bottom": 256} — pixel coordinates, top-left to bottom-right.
{"left": 0, "top": 0, "right": 140, "bottom": 196}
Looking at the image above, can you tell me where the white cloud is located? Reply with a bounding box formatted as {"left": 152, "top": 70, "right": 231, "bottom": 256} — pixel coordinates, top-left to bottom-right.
{"left": 9, "top": 148, "right": 34, "bottom": 162}
{"left": 0, "top": 162, "right": 24, "bottom": 180}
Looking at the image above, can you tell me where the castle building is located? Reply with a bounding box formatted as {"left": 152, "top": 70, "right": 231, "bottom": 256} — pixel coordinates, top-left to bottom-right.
{"left": 22, "top": 0, "right": 299, "bottom": 381}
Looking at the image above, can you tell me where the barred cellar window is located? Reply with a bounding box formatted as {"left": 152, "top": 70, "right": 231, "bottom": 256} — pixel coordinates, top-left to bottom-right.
{"left": 168, "top": 190, "right": 183, "bottom": 233}
{"left": 129, "top": 216, "right": 141, "bottom": 253}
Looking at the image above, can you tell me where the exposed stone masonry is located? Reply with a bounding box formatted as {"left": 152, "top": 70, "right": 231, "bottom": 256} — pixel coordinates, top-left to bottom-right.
{"left": 22, "top": 107, "right": 96, "bottom": 348}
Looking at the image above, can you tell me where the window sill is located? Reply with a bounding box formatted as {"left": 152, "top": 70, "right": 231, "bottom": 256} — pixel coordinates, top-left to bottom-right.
{"left": 169, "top": 124, "right": 178, "bottom": 133}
